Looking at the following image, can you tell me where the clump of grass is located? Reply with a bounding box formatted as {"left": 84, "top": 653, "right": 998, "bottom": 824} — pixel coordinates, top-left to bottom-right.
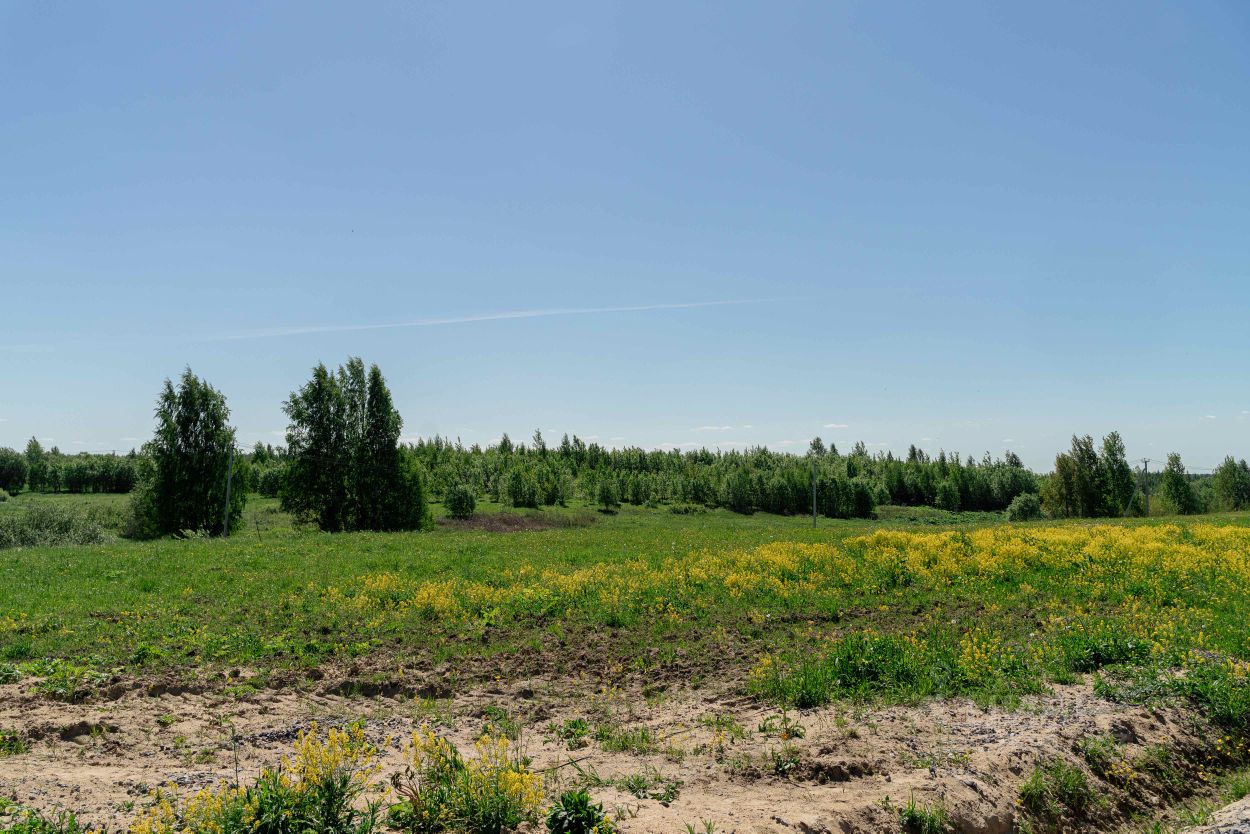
{"left": 594, "top": 724, "right": 657, "bottom": 755}
{"left": 571, "top": 763, "right": 680, "bottom": 805}
{"left": 0, "top": 663, "right": 21, "bottom": 684}
{"left": 481, "top": 705, "right": 521, "bottom": 741}
{"left": 697, "top": 712, "right": 746, "bottom": 740}
{"left": 1018, "top": 760, "right": 1095, "bottom": 825}
{"left": 1077, "top": 734, "right": 1135, "bottom": 785}
{"left": 0, "top": 727, "right": 29, "bottom": 756}
{"left": 897, "top": 793, "right": 950, "bottom": 834}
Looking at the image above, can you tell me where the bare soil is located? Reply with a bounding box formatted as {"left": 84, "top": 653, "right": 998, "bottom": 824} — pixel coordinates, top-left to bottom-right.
{"left": 3, "top": 671, "right": 1247, "bottom": 834}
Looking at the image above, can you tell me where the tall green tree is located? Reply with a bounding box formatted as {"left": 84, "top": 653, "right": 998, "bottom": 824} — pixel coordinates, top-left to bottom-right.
{"left": 1098, "top": 431, "right": 1135, "bottom": 515}
{"left": 23, "top": 438, "right": 47, "bottom": 492}
{"left": 282, "top": 363, "right": 350, "bottom": 531}
{"left": 1159, "top": 452, "right": 1201, "bottom": 515}
{"left": 283, "top": 358, "right": 428, "bottom": 532}
{"left": 129, "top": 368, "right": 245, "bottom": 537}
{"left": 1212, "top": 456, "right": 1250, "bottom": 511}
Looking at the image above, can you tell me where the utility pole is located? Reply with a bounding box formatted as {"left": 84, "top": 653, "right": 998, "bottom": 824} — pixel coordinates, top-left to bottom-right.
{"left": 811, "top": 455, "right": 817, "bottom": 528}
{"left": 222, "top": 445, "right": 235, "bottom": 537}
{"left": 1141, "top": 458, "right": 1149, "bottom": 516}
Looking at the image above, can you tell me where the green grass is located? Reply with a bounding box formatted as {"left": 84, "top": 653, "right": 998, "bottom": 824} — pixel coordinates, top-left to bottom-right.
{"left": 2, "top": 496, "right": 1250, "bottom": 740}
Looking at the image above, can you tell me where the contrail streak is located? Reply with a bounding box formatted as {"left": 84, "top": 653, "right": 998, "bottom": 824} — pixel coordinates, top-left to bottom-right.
{"left": 205, "top": 298, "right": 771, "bottom": 341}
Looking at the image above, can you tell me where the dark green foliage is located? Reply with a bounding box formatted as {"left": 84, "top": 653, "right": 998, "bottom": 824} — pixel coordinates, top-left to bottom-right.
{"left": 1159, "top": 452, "right": 1201, "bottom": 515}
{"left": 546, "top": 790, "right": 614, "bottom": 834}
{"left": 126, "top": 369, "right": 245, "bottom": 538}
{"left": 1213, "top": 456, "right": 1250, "bottom": 511}
{"left": 445, "top": 482, "right": 477, "bottom": 519}
{"left": 596, "top": 477, "right": 620, "bottom": 513}
{"left": 934, "top": 478, "right": 960, "bottom": 512}
{"left": 1099, "top": 432, "right": 1135, "bottom": 515}
{"left": 1005, "top": 492, "right": 1042, "bottom": 521}
{"left": 283, "top": 359, "right": 428, "bottom": 532}
{"left": 1043, "top": 432, "right": 1141, "bottom": 518}
{"left": 20, "top": 440, "right": 137, "bottom": 495}
{"left": 0, "top": 448, "right": 28, "bottom": 494}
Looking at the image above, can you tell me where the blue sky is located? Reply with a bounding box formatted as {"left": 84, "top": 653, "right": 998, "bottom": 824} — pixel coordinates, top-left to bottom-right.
{"left": 3, "top": 2, "right": 1248, "bottom": 470}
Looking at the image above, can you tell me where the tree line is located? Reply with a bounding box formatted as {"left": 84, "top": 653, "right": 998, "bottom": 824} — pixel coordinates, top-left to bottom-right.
{"left": 0, "top": 444, "right": 138, "bottom": 495}
{"left": 3, "top": 362, "right": 1248, "bottom": 531}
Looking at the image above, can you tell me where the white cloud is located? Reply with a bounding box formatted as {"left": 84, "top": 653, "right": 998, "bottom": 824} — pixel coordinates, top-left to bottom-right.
{"left": 0, "top": 417, "right": 6, "bottom": 423}
{"left": 72, "top": 440, "right": 90, "bottom": 446}
{"left": 1201, "top": 415, "right": 1217, "bottom": 421}
{"left": 693, "top": 425, "right": 733, "bottom": 432}
{"left": 584, "top": 435, "right": 599, "bottom": 441}
{"left": 205, "top": 299, "right": 775, "bottom": 341}
{"left": 1002, "top": 438, "right": 1015, "bottom": 444}
{"left": 920, "top": 437, "right": 933, "bottom": 443}
{"left": 823, "top": 423, "right": 849, "bottom": 429}
{"left": 609, "top": 436, "right": 625, "bottom": 442}
{"left": 740, "top": 424, "right": 753, "bottom": 429}
{"left": 776, "top": 439, "right": 800, "bottom": 446}
{"left": 866, "top": 442, "right": 889, "bottom": 448}
{"left": 269, "top": 430, "right": 285, "bottom": 437}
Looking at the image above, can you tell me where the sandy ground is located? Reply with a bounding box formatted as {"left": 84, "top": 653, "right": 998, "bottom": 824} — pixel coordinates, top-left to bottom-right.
{"left": 0, "top": 674, "right": 1243, "bottom": 834}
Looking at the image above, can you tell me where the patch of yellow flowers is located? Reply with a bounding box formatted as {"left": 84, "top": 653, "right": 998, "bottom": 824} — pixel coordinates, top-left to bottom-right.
{"left": 129, "top": 722, "right": 381, "bottom": 834}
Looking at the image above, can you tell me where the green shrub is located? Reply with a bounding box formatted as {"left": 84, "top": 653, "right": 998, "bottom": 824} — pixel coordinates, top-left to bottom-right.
{"left": 0, "top": 504, "right": 107, "bottom": 550}
{"left": 546, "top": 789, "right": 615, "bottom": 834}
{"left": 390, "top": 730, "right": 543, "bottom": 834}
{"left": 1005, "top": 492, "right": 1042, "bottom": 521}
{"left": 0, "top": 488, "right": 9, "bottom": 502}
{"left": 445, "top": 482, "right": 477, "bottom": 520}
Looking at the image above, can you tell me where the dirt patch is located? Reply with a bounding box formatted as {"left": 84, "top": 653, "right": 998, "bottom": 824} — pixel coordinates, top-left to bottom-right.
{"left": 436, "top": 510, "right": 598, "bottom": 533}
{"left": 0, "top": 674, "right": 1242, "bottom": 834}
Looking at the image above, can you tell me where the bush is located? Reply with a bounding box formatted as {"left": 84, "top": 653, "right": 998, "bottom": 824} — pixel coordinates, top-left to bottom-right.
{"left": 0, "top": 505, "right": 107, "bottom": 550}
{"left": 390, "top": 730, "right": 543, "bottom": 834}
{"left": 546, "top": 789, "right": 615, "bottom": 834}
{"left": 445, "top": 482, "right": 477, "bottom": 520}
{"left": 596, "top": 479, "right": 620, "bottom": 513}
{"left": 1005, "top": 492, "right": 1042, "bottom": 522}
{"left": 0, "top": 489, "right": 8, "bottom": 503}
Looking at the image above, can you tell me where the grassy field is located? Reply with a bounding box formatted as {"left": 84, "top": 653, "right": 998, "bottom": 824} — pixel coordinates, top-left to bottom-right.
{"left": 2, "top": 496, "right": 1250, "bottom": 724}
{"left": 4, "top": 497, "right": 1250, "bottom": 833}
